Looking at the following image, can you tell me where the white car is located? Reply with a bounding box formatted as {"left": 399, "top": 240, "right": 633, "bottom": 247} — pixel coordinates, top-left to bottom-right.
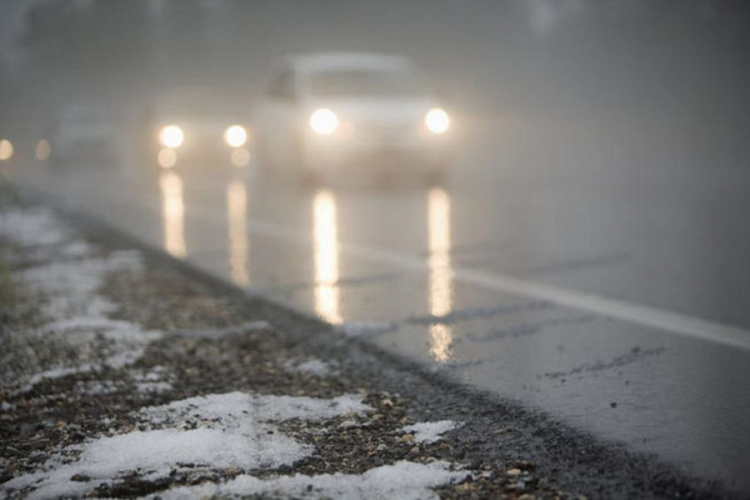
{"left": 253, "top": 53, "right": 452, "bottom": 180}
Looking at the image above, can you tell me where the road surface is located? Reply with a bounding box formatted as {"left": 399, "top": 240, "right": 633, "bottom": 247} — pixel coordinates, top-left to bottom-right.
{"left": 10, "top": 109, "right": 750, "bottom": 495}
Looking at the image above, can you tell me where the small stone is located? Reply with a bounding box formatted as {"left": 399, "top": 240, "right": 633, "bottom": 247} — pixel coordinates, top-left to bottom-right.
{"left": 400, "top": 434, "right": 414, "bottom": 443}
{"left": 610, "top": 402, "right": 618, "bottom": 408}
{"left": 376, "top": 443, "right": 387, "bottom": 451}
{"left": 410, "top": 445, "right": 420, "bottom": 454}
{"left": 70, "top": 474, "right": 90, "bottom": 482}
{"left": 507, "top": 468, "right": 522, "bottom": 476}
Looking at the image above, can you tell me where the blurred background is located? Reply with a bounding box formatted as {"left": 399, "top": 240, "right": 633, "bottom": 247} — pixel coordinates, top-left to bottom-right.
{"left": 1, "top": 0, "right": 749, "bottom": 170}
{"left": 2, "top": 1, "right": 750, "bottom": 490}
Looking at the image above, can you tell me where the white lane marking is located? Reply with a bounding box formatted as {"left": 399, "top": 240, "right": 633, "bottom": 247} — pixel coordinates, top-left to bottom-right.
{"left": 25, "top": 173, "right": 750, "bottom": 352}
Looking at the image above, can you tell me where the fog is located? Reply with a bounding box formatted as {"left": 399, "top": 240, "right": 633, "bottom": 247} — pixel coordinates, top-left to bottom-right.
{"left": 3, "top": 2, "right": 750, "bottom": 492}
{"left": 2, "top": 0, "right": 749, "bottom": 169}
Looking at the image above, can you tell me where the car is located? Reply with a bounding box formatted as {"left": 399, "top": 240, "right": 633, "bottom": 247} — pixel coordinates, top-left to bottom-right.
{"left": 253, "top": 53, "right": 453, "bottom": 181}
{"left": 144, "top": 88, "right": 252, "bottom": 170}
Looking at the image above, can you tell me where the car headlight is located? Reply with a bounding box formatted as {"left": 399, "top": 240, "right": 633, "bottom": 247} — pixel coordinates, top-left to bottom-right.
{"left": 425, "top": 108, "right": 450, "bottom": 135}
{"left": 309, "top": 109, "right": 339, "bottom": 135}
{"left": 0, "top": 139, "right": 13, "bottom": 161}
{"left": 224, "top": 125, "right": 247, "bottom": 148}
{"left": 159, "top": 125, "right": 184, "bottom": 149}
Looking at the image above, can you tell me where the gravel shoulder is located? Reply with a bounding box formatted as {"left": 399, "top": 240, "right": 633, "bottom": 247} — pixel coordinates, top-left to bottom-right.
{"left": 0, "top": 187, "right": 729, "bottom": 499}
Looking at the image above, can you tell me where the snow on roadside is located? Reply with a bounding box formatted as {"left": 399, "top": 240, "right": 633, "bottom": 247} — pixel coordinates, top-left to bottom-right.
{"left": 1, "top": 391, "right": 465, "bottom": 499}
{"left": 154, "top": 460, "right": 465, "bottom": 500}
{"left": 401, "top": 421, "right": 462, "bottom": 444}
{"left": 1, "top": 392, "right": 372, "bottom": 499}
{"left": 141, "top": 392, "right": 370, "bottom": 426}
{"left": 0, "top": 208, "right": 160, "bottom": 391}
{"left": 132, "top": 365, "right": 174, "bottom": 394}
{"left": 0, "top": 207, "right": 68, "bottom": 247}
{"left": 284, "top": 358, "right": 335, "bottom": 377}
{"left": 0, "top": 207, "right": 468, "bottom": 499}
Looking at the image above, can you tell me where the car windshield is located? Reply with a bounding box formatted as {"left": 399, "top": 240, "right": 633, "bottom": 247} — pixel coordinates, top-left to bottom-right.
{"left": 307, "top": 69, "right": 422, "bottom": 98}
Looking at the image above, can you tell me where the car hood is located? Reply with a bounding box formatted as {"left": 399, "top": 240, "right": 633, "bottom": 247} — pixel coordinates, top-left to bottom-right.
{"left": 306, "top": 98, "right": 436, "bottom": 125}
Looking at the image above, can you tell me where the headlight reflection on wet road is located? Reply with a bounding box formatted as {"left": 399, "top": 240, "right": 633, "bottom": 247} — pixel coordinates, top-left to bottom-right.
{"left": 227, "top": 179, "right": 249, "bottom": 286}
{"left": 157, "top": 148, "right": 178, "bottom": 169}
{"left": 313, "top": 189, "right": 342, "bottom": 325}
{"left": 427, "top": 187, "right": 454, "bottom": 363}
{"left": 230, "top": 147, "right": 251, "bottom": 168}
{"left": 159, "top": 170, "right": 186, "bottom": 258}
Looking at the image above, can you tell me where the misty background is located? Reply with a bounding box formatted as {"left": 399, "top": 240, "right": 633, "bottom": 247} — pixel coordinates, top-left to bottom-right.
{"left": 1, "top": 0, "right": 749, "bottom": 172}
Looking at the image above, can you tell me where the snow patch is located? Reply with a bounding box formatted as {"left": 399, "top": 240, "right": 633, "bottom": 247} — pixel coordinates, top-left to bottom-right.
{"left": 285, "top": 358, "right": 334, "bottom": 377}
{"left": 75, "top": 380, "right": 120, "bottom": 396}
{"left": 135, "top": 381, "right": 173, "bottom": 394}
{"left": 132, "top": 366, "right": 174, "bottom": 394}
{"left": 155, "top": 460, "right": 464, "bottom": 500}
{"left": 0, "top": 207, "right": 159, "bottom": 391}
{"left": 401, "top": 421, "right": 461, "bottom": 444}
{"left": 140, "top": 392, "right": 369, "bottom": 425}
{"left": 19, "top": 254, "right": 142, "bottom": 320}
{"left": 60, "top": 240, "right": 91, "bottom": 258}
{"left": 1, "top": 392, "right": 372, "bottom": 499}
{"left": 339, "top": 418, "right": 369, "bottom": 429}
{"left": 0, "top": 208, "right": 68, "bottom": 247}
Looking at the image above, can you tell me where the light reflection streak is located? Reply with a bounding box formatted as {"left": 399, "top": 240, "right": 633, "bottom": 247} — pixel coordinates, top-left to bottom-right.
{"left": 157, "top": 148, "right": 177, "bottom": 168}
{"left": 159, "top": 170, "right": 186, "bottom": 258}
{"left": 427, "top": 187, "right": 454, "bottom": 363}
{"left": 227, "top": 179, "right": 249, "bottom": 286}
{"left": 230, "top": 147, "right": 251, "bottom": 168}
{"left": 313, "top": 189, "right": 342, "bottom": 324}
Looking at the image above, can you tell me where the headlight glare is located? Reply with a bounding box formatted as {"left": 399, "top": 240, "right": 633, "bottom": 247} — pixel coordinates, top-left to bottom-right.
{"left": 0, "top": 139, "right": 13, "bottom": 161}
{"left": 159, "top": 125, "right": 184, "bottom": 149}
{"left": 224, "top": 125, "right": 247, "bottom": 148}
{"left": 309, "top": 109, "right": 339, "bottom": 135}
{"left": 425, "top": 108, "right": 450, "bottom": 135}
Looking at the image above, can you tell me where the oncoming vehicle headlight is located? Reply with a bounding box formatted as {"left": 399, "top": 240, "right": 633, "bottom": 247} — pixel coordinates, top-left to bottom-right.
{"left": 0, "top": 139, "right": 13, "bottom": 161}
{"left": 159, "top": 125, "right": 184, "bottom": 149}
{"left": 309, "top": 109, "right": 339, "bottom": 135}
{"left": 425, "top": 108, "right": 450, "bottom": 135}
{"left": 224, "top": 125, "right": 247, "bottom": 148}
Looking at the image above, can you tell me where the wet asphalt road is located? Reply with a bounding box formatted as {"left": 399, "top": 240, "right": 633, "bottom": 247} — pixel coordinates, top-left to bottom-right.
{"left": 10, "top": 111, "right": 750, "bottom": 494}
